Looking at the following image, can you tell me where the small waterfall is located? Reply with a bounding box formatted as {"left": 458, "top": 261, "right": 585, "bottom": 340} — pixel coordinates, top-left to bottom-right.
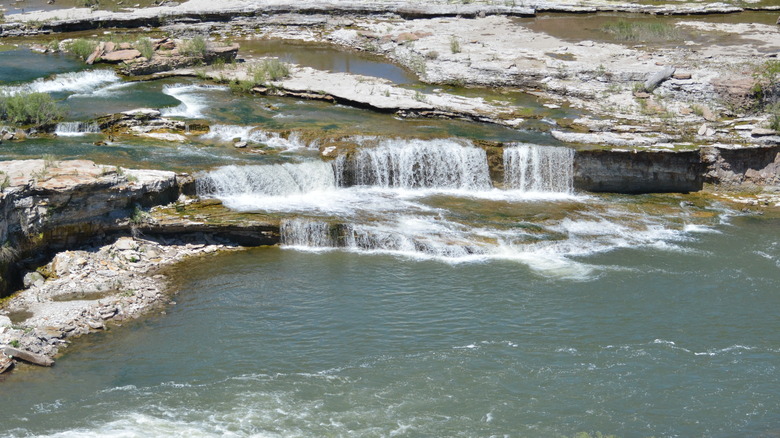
{"left": 503, "top": 144, "right": 574, "bottom": 193}
{"left": 334, "top": 138, "right": 491, "bottom": 190}
{"left": 197, "top": 161, "right": 336, "bottom": 198}
{"left": 281, "top": 218, "right": 485, "bottom": 258}
{"left": 55, "top": 122, "right": 101, "bottom": 137}
{"left": 1, "top": 70, "right": 122, "bottom": 96}
{"left": 281, "top": 219, "right": 338, "bottom": 247}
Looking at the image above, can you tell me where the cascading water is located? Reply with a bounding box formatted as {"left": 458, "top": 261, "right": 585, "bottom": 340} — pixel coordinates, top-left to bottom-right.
{"left": 334, "top": 138, "right": 491, "bottom": 190}
{"left": 200, "top": 125, "right": 308, "bottom": 150}
{"left": 161, "top": 84, "right": 228, "bottom": 118}
{"left": 197, "top": 161, "right": 336, "bottom": 198}
{"left": 503, "top": 144, "right": 574, "bottom": 193}
{"left": 54, "top": 122, "right": 101, "bottom": 137}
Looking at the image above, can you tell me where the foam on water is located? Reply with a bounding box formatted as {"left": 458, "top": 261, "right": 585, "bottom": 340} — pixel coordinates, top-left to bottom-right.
{"left": 54, "top": 122, "right": 101, "bottom": 137}
{"left": 161, "top": 84, "right": 228, "bottom": 119}
{"left": 1, "top": 70, "right": 121, "bottom": 96}
{"left": 197, "top": 161, "right": 336, "bottom": 199}
{"left": 200, "top": 125, "right": 308, "bottom": 150}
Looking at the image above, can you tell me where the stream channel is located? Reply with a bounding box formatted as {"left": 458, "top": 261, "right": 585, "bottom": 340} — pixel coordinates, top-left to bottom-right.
{"left": 0, "top": 38, "right": 779, "bottom": 437}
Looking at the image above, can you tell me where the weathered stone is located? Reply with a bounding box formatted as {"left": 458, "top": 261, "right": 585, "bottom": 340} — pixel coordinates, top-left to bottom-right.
{"left": 644, "top": 65, "right": 676, "bottom": 92}
{"left": 234, "top": 141, "right": 248, "bottom": 148}
{"left": 3, "top": 347, "right": 54, "bottom": 367}
{"left": 0, "top": 353, "right": 13, "bottom": 374}
{"left": 22, "top": 271, "right": 45, "bottom": 288}
{"left": 104, "top": 41, "right": 116, "bottom": 53}
{"left": 0, "top": 315, "right": 11, "bottom": 327}
{"left": 114, "top": 237, "right": 137, "bottom": 251}
{"left": 752, "top": 128, "right": 778, "bottom": 137}
{"left": 85, "top": 41, "right": 105, "bottom": 65}
{"left": 673, "top": 72, "right": 692, "bottom": 80}
{"left": 100, "top": 49, "right": 141, "bottom": 63}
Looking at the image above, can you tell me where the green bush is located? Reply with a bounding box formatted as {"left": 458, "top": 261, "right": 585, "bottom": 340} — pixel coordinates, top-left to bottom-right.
{"left": 249, "top": 58, "right": 290, "bottom": 84}
{"left": 64, "top": 38, "right": 98, "bottom": 60}
{"left": 180, "top": 36, "right": 208, "bottom": 57}
{"left": 136, "top": 37, "right": 154, "bottom": 59}
{"left": 0, "top": 92, "right": 64, "bottom": 127}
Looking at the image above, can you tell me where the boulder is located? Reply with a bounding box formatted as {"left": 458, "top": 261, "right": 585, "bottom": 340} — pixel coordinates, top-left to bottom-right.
{"left": 22, "top": 271, "right": 45, "bottom": 288}
{"left": 3, "top": 347, "right": 54, "bottom": 367}
{"left": 85, "top": 41, "right": 106, "bottom": 65}
{"left": 644, "top": 65, "right": 676, "bottom": 92}
{"left": 100, "top": 49, "right": 142, "bottom": 63}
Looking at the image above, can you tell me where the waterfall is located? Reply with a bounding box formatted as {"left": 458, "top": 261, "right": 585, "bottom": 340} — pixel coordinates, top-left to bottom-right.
{"left": 197, "top": 161, "right": 336, "bottom": 198}
{"left": 55, "top": 122, "right": 101, "bottom": 137}
{"left": 281, "top": 219, "right": 337, "bottom": 247}
{"left": 281, "top": 218, "right": 486, "bottom": 258}
{"left": 503, "top": 144, "right": 574, "bottom": 193}
{"left": 334, "top": 138, "right": 491, "bottom": 190}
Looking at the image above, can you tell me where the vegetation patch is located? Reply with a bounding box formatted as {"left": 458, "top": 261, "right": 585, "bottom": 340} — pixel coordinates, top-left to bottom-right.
{"left": 180, "top": 36, "right": 208, "bottom": 58}
{"left": 63, "top": 38, "right": 98, "bottom": 60}
{"left": 601, "top": 20, "right": 681, "bottom": 42}
{"left": 0, "top": 92, "right": 64, "bottom": 127}
{"left": 249, "top": 59, "right": 291, "bottom": 84}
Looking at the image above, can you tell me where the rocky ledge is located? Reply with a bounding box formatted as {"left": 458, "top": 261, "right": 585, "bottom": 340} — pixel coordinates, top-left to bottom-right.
{"left": 0, "top": 159, "right": 191, "bottom": 293}
{"left": 0, "top": 235, "right": 238, "bottom": 373}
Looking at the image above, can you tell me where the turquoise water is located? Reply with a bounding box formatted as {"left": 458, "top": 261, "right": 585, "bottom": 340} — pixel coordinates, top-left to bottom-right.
{"left": 0, "top": 216, "right": 778, "bottom": 437}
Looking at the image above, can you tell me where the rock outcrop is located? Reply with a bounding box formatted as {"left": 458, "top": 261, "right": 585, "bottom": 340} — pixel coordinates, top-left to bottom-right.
{"left": 0, "top": 159, "right": 185, "bottom": 295}
{"left": 574, "top": 149, "right": 705, "bottom": 194}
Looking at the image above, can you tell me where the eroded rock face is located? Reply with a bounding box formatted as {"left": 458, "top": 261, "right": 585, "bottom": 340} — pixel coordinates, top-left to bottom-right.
{"left": 702, "top": 145, "right": 780, "bottom": 186}
{"left": 118, "top": 42, "right": 240, "bottom": 76}
{"left": 0, "top": 160, "right": 184, "bottom": 295}
{"left": 574, "top": 149, "right": 705, "bottom": 194}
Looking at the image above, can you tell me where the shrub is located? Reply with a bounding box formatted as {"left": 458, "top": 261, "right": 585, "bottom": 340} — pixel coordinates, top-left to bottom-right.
{"left": 249, "top": 58, "right": 290, "bottom": 84}
{"left": 450, "top": 36, "right": 461, "bottom": 54}
{"left": 136, "top": 37, "right": 154, "bottom": 59}
{"left": 0, "top": 92, "right": 65, "bottom": 126}
{"left": 180, "top": 36, "right": 208, "bottom": 57}
{"left": 64, "top": 38, "right": 98, "bottom": 60}
{"left": 768, "top": 103, "right": 780, "bottom": 131}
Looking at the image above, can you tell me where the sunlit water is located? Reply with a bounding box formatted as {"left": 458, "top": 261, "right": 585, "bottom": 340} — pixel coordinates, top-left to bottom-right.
{"left": 0, "top": 216, "right": 778, "bottom": 437}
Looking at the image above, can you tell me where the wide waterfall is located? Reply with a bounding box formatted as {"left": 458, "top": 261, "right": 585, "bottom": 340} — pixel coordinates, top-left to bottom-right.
{"left": 334, "top": 138, "right": 491, "bottom": 190}
{"left": 54, "top": 122, "right": 101, "bottom": 137}
{"left": 197, "top": 161, "right": 336, "bottom": 198}
{"left": 503, "top": 144, "right": 574, "bottom": 193}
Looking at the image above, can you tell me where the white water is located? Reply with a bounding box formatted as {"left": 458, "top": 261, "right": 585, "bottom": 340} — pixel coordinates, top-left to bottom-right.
{"left": 200, "top": 140, "right": 711, "bottom": 277}
{"left": 161, "top": 84, "right": 228, "bottom": 119}
{"left": 334, "top": 138, "right": 491, "bottom": 190}
{"left": 504, "top": 144, "right": 574, "bottom": 193}
{"left": 197, "top": 161, "right": 336, "bottom": 198}
{"left": 200, "top": 124, "right": 308, "bottom": 150}
{"left": 54, "top": 122, "right": 101, "bottom": 137}
{"left": 0, "top": 70, "right": 121, "bottom": 96}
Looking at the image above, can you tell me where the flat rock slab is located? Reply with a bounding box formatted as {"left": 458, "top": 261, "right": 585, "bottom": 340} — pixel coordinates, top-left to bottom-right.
{"left": 3, "top": 347, "right": 54, "bottom": 367}
{"left": 101, "top": 49, "right": 142, "bottom": 63}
